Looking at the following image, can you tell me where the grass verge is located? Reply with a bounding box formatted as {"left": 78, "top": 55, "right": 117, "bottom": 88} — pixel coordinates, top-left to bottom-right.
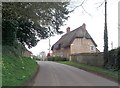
{"left": 2, "top": 55, "right": 38, "bottom": 87}
{"left": 58, "top": 61, "right": 119, "bottom": 81}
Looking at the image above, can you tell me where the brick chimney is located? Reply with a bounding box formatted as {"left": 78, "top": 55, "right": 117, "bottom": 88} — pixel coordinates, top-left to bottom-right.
{"left": 82, "top": 23, "right": 86, "bottom": 30}
{"left": 82, "top": 23, "right": 86, "bottom": 38}
{"left": 66, "top": 27, "right": 70, "bottom": 33}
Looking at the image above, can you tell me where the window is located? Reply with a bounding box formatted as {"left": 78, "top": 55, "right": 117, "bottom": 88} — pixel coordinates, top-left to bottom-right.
{"left": 90, "top": 45, "right": 96, "bottom": 52}
{"left": 91, "top": 46, "right": 94, "bottom": 50}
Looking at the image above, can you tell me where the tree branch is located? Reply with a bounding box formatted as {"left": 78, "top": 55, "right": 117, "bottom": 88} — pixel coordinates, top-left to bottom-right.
{"left": 81, "top": 5, "right": 92, "bottom": 16}
{"left": 70, "top": 0, "right": 87, "bottom": 12}
{"left": 96, "top": 1, "right": 105, "bottom": 9}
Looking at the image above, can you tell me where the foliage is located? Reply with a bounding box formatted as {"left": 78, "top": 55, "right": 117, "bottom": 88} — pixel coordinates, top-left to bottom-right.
{"left": 2, "top": 45, "right": 38, "bottom": 87}
{"left": 108, "top": 49, "right": 117, "bottom": 69}
{"left": 2, "top": 2, "right": 70, "bottom": 48}
{"left": 107, "top": 47, "right": 120, "bottom": 70}
{"left": 33, "top": 55, "right": 39, "bottom": 61}
{"left": 2, "top": 19, "right": 17, "bottom": 46}
{"left": 103, "top": 24, "right": 108, "bottom": 67}
{"left": 2, "top": 55, "right": 37, "bottom": 87}
{"left": 2, "top": 44, "right": 26, "bottom": 57}
{"left": 59, "top": 61, "right": 119, "bottom": 79}
{"left": 47, "top": 56, "right": 68, "bottom": 61}
{"left": 117, "top": 47, "right": 120, "bottom": 70}
{"left": 103, "top": 1, "right": 108, "bottom": 67}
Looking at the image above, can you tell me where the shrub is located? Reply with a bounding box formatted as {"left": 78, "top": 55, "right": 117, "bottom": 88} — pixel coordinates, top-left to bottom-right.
{"left": 107, "top": 47, "right": 120, "bottom": 70}
{"left": 47, "top": 56, "right": 68, "bottom": 61}
{"left": 117, "top": 47, "right": 120, "bottom": 70}
{"left": 47, "top": 56, "right": 54, "bottom": 61}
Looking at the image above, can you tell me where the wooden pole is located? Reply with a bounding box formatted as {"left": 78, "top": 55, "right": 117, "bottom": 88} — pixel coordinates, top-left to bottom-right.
{"left": 103, "top": 0, "right": 108, "bottom": 67}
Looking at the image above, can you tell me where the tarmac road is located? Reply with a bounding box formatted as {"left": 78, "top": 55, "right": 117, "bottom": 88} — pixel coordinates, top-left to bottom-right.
{"left": 28, "top": 61, "right": 118, "bottom": 86}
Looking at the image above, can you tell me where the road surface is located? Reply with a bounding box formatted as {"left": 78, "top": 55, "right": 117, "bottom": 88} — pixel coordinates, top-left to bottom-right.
{"left": 29, "top": 61, "right": 118, "bottom": 86}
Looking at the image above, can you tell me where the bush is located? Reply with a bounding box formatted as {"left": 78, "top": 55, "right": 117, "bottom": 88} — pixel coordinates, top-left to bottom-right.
{"left": 47, "top": 56, "right": 54, "bottom": 61}
{"left": 47, "top": 56, "right": 68, "bottom": 61}
{"left": 107, "top": 47, "right": 120, "bottom": 70}
{"left": 117, "top": 47, "right": 120, "bottom": 70}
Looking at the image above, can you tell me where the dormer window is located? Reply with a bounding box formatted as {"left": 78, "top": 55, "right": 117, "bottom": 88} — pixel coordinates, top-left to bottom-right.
{"left": 90, "top": 45, "right": 96, "bottom": 52}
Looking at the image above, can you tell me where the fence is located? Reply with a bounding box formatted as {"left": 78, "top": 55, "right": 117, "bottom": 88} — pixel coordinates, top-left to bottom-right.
{"left": 70, "top": 53, "right": 104, "bottom": 67}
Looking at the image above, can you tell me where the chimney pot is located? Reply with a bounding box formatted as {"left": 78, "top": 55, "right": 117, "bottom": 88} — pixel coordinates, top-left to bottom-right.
{"left": 82, "top": 23, "right": 86, "bottom": 30}
{"left": 66, "top": 27, "right": 70, "bottom": 33}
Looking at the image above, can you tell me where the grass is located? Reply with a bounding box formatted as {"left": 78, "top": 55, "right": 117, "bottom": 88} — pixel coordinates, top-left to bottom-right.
{"left": 58, "top": 61, "right": 119, "bottom": 80}
{"left": 2, "top": 55, "right": 38, "bottom": 87}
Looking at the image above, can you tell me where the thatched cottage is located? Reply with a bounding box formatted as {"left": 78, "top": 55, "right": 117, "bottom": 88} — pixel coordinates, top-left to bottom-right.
{"left": 51, "top": 23, "right": 99, "bottom": 59}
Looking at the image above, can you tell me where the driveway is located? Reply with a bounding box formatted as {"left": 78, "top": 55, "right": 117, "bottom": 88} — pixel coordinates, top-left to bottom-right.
{"left": 28, "top": 61, "right": 118, "bottom": 86}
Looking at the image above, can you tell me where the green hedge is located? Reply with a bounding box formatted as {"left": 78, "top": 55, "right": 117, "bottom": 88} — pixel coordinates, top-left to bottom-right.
{"left": 47, "top": 56, "right": 68, "bottom": 61}
{"left": 108, "top": 47, "right": 120, "bottom": 70}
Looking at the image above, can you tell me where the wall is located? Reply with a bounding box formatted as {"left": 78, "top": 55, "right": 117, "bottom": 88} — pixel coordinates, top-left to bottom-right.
{"left": 53, "top": 47, "right": 70, "bottom": 59}
{"left": 71, "top": 53, "right": 104, "bottom": 67}
{"left": 70, "top": 38, "right": 96, "bottom": 54}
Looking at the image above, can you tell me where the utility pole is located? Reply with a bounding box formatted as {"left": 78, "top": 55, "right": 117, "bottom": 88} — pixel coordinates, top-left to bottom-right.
{"left": 103, "top": 0, "right": 108, "bottom": 67}
{"left": 111, "top": 41, "right": 113, "bottom": 50}
{"left": 49, "top": 36, "right": 51, "bottom": 54}
{"left": 48, "top": 27, "right": 51, "bottom": 54}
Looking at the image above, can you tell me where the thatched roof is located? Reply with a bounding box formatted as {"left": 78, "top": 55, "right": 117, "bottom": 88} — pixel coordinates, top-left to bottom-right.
{"left": 51, "top": 23, "right": 97, "bottom": 50}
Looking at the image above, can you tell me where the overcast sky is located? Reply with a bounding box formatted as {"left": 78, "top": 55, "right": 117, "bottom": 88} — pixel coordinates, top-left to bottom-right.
{"left": 29, "top": 0, "right": 119, "bottom": 56}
